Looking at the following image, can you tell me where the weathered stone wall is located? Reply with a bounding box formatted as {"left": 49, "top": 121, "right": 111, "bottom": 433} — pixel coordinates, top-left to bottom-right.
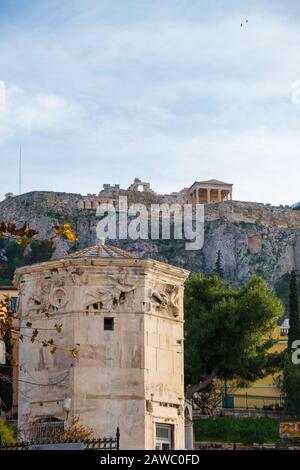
{"left": 0, "top": 191, "right": 83, "bottom": 220}
{"left": 119, "top": 189, "right": 166, "bottom": 206}
{"left": 14, "top": 257, "right": 189, "bottom": 450}
{"left": 2, "top": 192, "right": 300, "bottom": 228}
{"left": 205, "top": 201, "right": 300, "bottom": 228}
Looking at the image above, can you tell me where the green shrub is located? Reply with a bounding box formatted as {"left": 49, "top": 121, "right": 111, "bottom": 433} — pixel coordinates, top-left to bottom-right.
{"left": 0, "top": 418, "right": 15, "bottom": 444}
{"left": 194, "top": 417, "right": 279, "bottom": 444}
{"left": 0, "top": 239, "right": 54, "bottom": 285}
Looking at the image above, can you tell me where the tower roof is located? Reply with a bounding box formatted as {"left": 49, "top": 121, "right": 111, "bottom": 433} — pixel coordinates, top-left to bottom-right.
{"left": 67, "top": 242, "right": 138, "bottom": 259}
{"left": 13, "top": 239, "right": 189, "bottom": 285}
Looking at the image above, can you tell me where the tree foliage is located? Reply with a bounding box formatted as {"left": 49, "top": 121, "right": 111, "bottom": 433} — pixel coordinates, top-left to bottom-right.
{"left": 0, "top": 222, "right": 38, "bottom": 248}
{"left": 192, "top": 382, "right": 225, "bottom": 415}
{"left": 281, "top": 269, "right": 300, "bottom": 414}
{"left": 0, "top": 417, "right": 15, "bottom": 443}
{"left": 0, "top": 221, "right": 77, "bottom": 248}
{"left": 184, "top": 274, "right": 284, "bottom": 399}
{"left": 214, "top": 250, "right": 224, "bottom": 278}
{"left": 281, "top": 356, "right": 300, "bottom": 414}
{"left": 0, "top": 222, "right": 79, "bottom": 361}
{"left": 288, "top": 269, "right": 300, "bottom": 352}
{"left": 0, "top": 239, "right": 55, "bottom": 285}
{"left": 51, "top": 416, "right": 93, "bottom": 442}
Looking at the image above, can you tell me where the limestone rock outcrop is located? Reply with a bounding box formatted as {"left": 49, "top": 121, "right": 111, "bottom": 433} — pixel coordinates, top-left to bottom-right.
{"left": 1, "top": 192, "right": 300, "bottom": 288}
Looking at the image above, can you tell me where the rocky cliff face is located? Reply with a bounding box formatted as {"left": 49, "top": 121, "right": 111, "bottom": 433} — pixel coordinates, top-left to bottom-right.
{"left": 1, "top": 192, "right": 300, "bottom": 290}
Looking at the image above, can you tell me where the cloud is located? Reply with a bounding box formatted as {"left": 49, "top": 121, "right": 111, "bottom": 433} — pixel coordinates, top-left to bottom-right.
{"left": 0, "top": 84, "right": 84, "bottom": 141}
{"left": 0, "top": 1, "right": 300, "bottom": 205}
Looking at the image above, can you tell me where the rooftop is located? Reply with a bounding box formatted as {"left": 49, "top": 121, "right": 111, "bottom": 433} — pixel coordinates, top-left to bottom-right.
{"left": 13, "top": 239, "right": 190, "bottom": 284}
{"left": 67, "top": 241, "right": 138, "bottom": 259}
{"left": 189, "top": 179, "right": 233, "bottom": 188}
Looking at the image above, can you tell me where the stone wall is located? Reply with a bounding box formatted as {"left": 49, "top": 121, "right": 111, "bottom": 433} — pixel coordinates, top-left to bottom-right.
{"left": 14, "top": 256, "right": 189, "bottom": 450}
{"left": 205, "top": 201, "right": 300, "bottom": 228}
{"left": 0, "top": 191, "right": 82, "bottom": 220}
{"left": 2, "top": 192, "right": 300, "bottom": 229}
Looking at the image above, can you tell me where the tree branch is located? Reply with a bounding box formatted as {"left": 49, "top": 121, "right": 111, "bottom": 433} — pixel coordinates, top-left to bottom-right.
{"left": 185, "top": 367, "right": 219, "bottom": 400}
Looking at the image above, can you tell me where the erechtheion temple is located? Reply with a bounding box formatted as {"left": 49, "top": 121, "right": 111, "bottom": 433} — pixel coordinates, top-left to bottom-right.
{"left": 187, "top": 179, "right": 233, "bottom": 204}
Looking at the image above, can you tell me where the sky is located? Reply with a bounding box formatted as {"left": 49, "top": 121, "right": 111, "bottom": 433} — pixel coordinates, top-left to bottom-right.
{"left": 0, "top": 0, "right": 300, "bottom": 205}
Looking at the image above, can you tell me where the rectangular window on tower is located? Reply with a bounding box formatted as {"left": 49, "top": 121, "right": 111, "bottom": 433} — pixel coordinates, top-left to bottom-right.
{"left": 104, "top": 317, "right": 114, "bottom": 331}
{"left": 155, "top": 423, "right": 174, "bottom": 450}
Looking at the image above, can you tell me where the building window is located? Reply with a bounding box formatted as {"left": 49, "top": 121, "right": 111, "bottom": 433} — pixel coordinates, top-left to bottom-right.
{"left": 280, "top": 328, "right": 289, "bottom": 337}
{"left": 104, "top": 317, "right": 114, "bottom": 331}
{"left": 10, "top": 297, "right": 17, "bottom": 312}
{"left": 155, "top": 424, "right": 173, "bottom": 450}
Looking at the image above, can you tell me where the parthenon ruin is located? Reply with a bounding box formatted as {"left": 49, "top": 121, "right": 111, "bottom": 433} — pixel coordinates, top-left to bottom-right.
{"left": 187, "top": 179, "right": 233, "bottom": 204}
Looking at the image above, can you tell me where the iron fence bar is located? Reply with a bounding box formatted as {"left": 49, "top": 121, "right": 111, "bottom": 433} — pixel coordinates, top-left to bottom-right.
{"left": 0, "top": 429, "right": 120, "bottom": 451}
{"left": 116, "top": 427, "right": 120, "bottom": 450}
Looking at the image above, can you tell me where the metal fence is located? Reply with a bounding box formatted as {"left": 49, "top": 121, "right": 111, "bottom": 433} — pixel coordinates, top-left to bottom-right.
{"left": 228, "top": 393, "right": 283, "bottom": 411}
{"left": 29, "top": 420, "right": 65, "bottom": 440}
{"left": 0, "top": 428, "right": 120, "bottom": 451}
{"left": 192, "top": 394, "right": 284, "bottom": 418}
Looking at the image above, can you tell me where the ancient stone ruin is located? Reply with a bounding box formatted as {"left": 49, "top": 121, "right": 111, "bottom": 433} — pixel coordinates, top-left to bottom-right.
{"left": 78, "top": 177, "right": 234, "bottom": 210}
{"left": 14, "top": 240, "right": 189, "bottom": 449}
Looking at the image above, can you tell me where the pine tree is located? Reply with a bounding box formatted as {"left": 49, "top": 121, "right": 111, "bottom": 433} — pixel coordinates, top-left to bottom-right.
{"left": 214, "top": 250, "right": 224, "bottom": 278}
{"left": 288, "top": 269, "right": 300, "bottom": 352}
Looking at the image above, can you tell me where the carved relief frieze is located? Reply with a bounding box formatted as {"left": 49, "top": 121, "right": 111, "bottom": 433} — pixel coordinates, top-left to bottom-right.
{"left": 26, "top": 277, "right": 69, "bottom": 317}
{"left": 27, "top": 282, "right": 52, "bottom": 317}
{"left": 49, "top": 287, "right": 68, "bottom": 310}
{"left": 85, "top": 273, "right": 136, "bottom": 311}
{"left": 150, "top": 284, "right": 180, "bottom": 317}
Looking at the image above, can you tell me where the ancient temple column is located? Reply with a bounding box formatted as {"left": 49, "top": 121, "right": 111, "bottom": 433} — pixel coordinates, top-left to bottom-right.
{"left": 198, "top": 189, "right": 202, "bottom": 204}
{"left": 207, "top": 189, "right": 211, "bottom": 204}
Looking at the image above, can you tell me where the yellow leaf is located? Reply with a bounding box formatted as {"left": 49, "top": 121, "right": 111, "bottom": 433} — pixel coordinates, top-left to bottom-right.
{"left": 64, "top": 230, "right": 78, "bottom": 241}
{"left": 54, "top": 226, "right": 63, "bottom": 236}
{"left": 70, "top": 348, "right": 79, "bottom": 358}
{"left": 16, "top": 238, "right": 31, "bottom": 248}
{"left": 54, "top": 323, "right": 63, "bottom": 333}
{"left": 63, "top": 224, "right": 74, "bottom": 231}
{"left": 53, "top": 224, "right": 78, "bottom": 242}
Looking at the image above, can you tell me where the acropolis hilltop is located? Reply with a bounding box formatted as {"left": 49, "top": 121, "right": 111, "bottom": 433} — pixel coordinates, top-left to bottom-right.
{"left": 76, "top": 177, "right": 234, "bottom": 210}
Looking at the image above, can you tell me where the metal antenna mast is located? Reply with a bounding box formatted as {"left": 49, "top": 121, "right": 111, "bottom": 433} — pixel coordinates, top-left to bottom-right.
{"left": 19, "top": 145, "right": 22, "bottom": 195}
